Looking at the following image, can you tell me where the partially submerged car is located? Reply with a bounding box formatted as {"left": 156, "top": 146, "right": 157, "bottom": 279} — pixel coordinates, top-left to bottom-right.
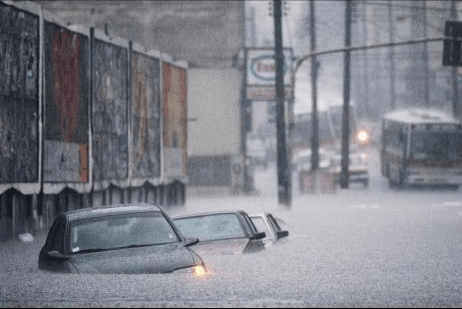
{"left": 173, "top": 211, "right": 266, "bottom": 255}
{"left": 292, "top": 148, "right": 334, "bottom": 175}
{"left": 249, "top": 213, "right": 289, "bottom": 247}
{"left": 331, "top": 150, "right": 369, "bottom": 187}
{"left": 38, "top": 204, "right": 207, "bottom": 275}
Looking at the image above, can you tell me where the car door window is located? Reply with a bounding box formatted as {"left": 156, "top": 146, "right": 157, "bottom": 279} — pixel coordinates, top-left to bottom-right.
{"left": 251, "top": 216, "right": 269, "bottom": 236}
{"left": 241, "top": 213, "right": 259, "bottom": 235}
{"left": 267, "top": 214, "right": 281, "bottom": 232}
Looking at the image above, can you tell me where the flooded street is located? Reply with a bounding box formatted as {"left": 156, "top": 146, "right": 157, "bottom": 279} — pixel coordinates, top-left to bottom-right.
{"left": 2, "top": 148, "right": 462, "bottom": 307}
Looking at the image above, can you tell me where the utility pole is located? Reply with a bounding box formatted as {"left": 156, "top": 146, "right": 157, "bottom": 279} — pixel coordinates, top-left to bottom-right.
{"left": 273, "top": 0, "right": 291, "bottom": 206}
{"left": 423, "top": 1, "right": 430, "bottom": 108}
{"left": 362, "top": 1, "right": 369, "bottom": 118}
{"left": 388, "top": 0, "right": 396, "bottom": 111}
{"left": 340, "top": 0, "right": 352, "bottom": 189}
{"left": 240, "top": 49, "right": 252, "bottom": 194}
{"left": 310, "top": 0, "right": 320, "bottom": 192}
{"left": 451, "top": 0, "right": 460, "bottom": 119}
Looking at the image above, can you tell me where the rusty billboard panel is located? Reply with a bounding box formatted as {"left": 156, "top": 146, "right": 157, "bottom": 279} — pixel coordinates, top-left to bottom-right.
{"left": 0, "top": 2, "right": 40, "bottom": 185}
{"left": 162, "top": 62, "right": 188, "bottom": 179}
{"left": 43, "top": 21, "right": 89, "bottom": 183}
{"left": 92, "top": 36, "right": 129, "bottom": 183}
{"left": 131, "top": 50, "right": 161, "bottom": 179}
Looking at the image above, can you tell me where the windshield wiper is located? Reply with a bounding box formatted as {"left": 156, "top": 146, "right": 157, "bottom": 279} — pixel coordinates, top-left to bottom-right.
{"left": 115, "top": 244, "right": 157, "bottom": 250}
{"left": 75, "top": 248, "right": 111, "bottom": 254}
{"left": 75, "top": 242, "right": 178, "bottom": 254}
{"left": 75, "top": 244, "right": 153, "bottom": 254}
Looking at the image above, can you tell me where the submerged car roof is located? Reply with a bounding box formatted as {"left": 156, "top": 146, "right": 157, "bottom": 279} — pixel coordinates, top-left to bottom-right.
{"left": 173, "top": 210, "right": 247, "bottom": 220}
{"left": 63, "top": 204, "right": 163, "bottom": 221}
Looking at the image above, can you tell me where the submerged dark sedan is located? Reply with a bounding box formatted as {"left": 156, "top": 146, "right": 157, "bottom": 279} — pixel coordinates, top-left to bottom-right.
{"left": 38, "top": 204, "right": 207, "bottom": 275}
{"left": 172, "top": 211, "right": 266, "bottom": 255}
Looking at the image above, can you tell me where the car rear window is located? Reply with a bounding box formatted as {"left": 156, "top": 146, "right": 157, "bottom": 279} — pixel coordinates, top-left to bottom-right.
{"left": 69, "top": 212, "right": 179, "bottom": 253}
{"left": 174, "top": 213, "right": 246, "bottom": 241}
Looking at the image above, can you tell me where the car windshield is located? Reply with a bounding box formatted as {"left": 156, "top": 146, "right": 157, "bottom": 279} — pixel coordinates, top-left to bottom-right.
{"left": 174, "top": 213, "right": 246, "bottom": 241}
{"left": 69, "top": 212, "right": 179, "bottom": 253}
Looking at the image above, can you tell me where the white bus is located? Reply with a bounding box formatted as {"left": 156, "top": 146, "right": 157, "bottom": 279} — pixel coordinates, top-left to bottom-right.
{"left": 381, "top": 109, "right": 462, "bottom": 188}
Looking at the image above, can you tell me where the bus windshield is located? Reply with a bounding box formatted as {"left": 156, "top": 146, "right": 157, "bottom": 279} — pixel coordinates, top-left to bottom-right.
{"left": 410, "top": 131, "right": 462, "bottom": 162}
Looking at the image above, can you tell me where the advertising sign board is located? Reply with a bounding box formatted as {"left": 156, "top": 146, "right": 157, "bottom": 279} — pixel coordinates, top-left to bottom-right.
{"left": 131, "top": 47, "right": 161, "bottom": 180}
{"left": 163, "top": 61, "right": 188, "bottom": 180}
{"left": 246, "top": 48, "right": 293, "bottom": 101}
{"left": 44, "top": 22, "right": 89, "bottom": 183}
{"left": 0, "top": 2, "right": 40, "bottom": 189}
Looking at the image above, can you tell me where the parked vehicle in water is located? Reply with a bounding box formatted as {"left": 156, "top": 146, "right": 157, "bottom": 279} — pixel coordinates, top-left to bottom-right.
{"left": 292, "top": 148, "right": 334, "bottom": 174}
{"left": 331, "top": 146, "right": 369, "bottom": 188}
{"left": 173, "top": 211, "right": 266, "bottom": 255}
{"left": 249, "top": 213, "right": 289, "bottom": 247}
{"left": 38, "top": 204, "right": 207, "bottom": 275}
{"left": 381, "top": 109, "right": 462, "bottom": 188}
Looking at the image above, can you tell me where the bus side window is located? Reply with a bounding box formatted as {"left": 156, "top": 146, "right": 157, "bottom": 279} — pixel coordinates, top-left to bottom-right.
{"left": 399, "top": 132, "right": 406, "bottom": 144}
{"left": 400, "top": 132, "right": 406, "bottom": 152}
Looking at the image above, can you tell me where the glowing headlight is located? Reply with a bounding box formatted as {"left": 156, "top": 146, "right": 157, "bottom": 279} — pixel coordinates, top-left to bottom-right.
{"left": 175, "top": 265, "right": 207, "bottom": 276}
{"left": 357, "top": 130, "right": 369, "bottom": 143}
{"left": 194, "top": 265, "right": 206, "bottom": 276}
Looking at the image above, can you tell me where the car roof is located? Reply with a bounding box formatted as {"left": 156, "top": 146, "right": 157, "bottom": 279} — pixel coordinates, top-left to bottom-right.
{"left": 63, "top": 204, "right": 163, "bottom": 221}
{"left": 249, "top": 213, "right": 270, "bottom": 217}
{"left": 173, "top": 210, "right": 246, "bottom": 220}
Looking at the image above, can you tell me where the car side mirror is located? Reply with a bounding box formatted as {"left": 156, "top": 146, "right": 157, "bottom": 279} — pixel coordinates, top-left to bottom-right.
{"left": 47, "top": 250, "right": 69, "bottom": 259}
{"left": 276, "top": 230, "right": 289, "bottom": 239}
{"left": 250, "top": 231, "right": 266, "bottom": 240}
{"left": 183, "top": 237, "right": 199, "bottom": 247}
